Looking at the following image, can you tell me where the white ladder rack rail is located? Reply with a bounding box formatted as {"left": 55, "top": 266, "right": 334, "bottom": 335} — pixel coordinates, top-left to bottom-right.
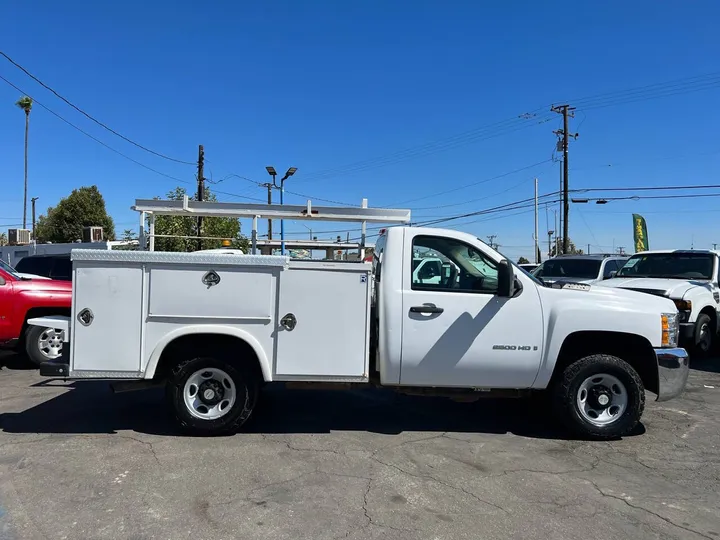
{"left": 132, "top": 195, "right": 411, "bottom": 255}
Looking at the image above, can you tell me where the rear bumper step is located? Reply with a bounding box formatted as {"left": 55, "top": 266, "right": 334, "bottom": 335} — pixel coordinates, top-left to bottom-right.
{"left": 39, "top": 361, "right": 69, "bottom": 377}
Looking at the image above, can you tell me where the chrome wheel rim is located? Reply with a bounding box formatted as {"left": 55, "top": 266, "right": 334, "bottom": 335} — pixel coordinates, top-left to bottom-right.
{"left": 38, "top": 328, "right": 64, "bottom": 360}
{"left": 698, "top": 322, "right": 711, "bottom": 351}
{"left": 576, "top": 373, "right": 628, "bottom": 426}
{"left": 183, "top": 368, "right": 236, "bottom": 420}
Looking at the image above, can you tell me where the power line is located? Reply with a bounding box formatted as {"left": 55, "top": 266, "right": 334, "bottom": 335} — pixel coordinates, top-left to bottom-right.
{"left": 297, "top": 72, "right": 720, "bottom": 184}
{"left": 0, "top": 50, "right": 195, "bottom": 165}
{"left": 388, "top": 159, "right": 553, "bottom": 207}
{"left": 0, "top": 74, "right": 192, "bottom": 185}
{"left": 0, "top": 74, "right": 268, "bottom": 205}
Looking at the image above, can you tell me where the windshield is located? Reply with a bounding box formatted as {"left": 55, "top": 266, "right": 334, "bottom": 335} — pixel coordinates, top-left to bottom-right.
{"left": 617, "top": 253, "right": 715, "bottom": 280}
{"left": 533, "top": 259, "right": 601, "bottom": 279}
{"left": 0, "top": 259, "right": 22, "bottom": 280}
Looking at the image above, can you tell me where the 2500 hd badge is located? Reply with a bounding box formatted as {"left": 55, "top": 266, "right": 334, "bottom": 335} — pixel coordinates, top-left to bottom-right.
{"left": 492, "top": 345, "right": 539, "bottom": 351}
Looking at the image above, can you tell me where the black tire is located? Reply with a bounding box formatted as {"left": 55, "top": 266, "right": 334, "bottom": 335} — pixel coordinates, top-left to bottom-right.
{"left": 166, "top": 355, "right": 260, "bottom": 436}
{"left": 23, "top": 325, "right": 64, "bottom": 366}
{"left": 552, "top": 354, "right": 645, "bottom": 440}
{"left": 691, "top": 313, "right": 714, "bottom": 358}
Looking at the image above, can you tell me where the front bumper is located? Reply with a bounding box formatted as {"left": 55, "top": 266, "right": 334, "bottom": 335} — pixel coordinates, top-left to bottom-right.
{"left": 654, "top": 347, "right": 689, "bottom": 402}
{"left": 679, "top": 322, "right": 694, "bottom": 341}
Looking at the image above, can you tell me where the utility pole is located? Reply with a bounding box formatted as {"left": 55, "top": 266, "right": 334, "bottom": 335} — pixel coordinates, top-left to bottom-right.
{"left": 587, "top": 243, "right": 591, "bottom": 254}
{"left": 261, "top": 182, "right": 273, "bottom": 240}
{"left": 616, "top": 246, "right": 625, "bottom": 256}
{"left": 551, "top": 104, "right": 577, "bottom": 254}
{"left": 196, "top": 145, "right": 205, "bottom": 251}
{"left": 535, "top": 178, "right": 540, "bottom": 264}
{"left": 487, "top": 235, "right": 498, "bottom": 250}
{"left": 713, "top": 243, "right": 717, "bottom": 250}
{"left": 31, "top": 197, "right": 38, "bottom": 241}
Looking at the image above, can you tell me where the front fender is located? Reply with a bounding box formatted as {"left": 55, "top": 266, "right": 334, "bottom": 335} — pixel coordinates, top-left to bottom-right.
{"left": 143, "top": 325, "right": 272, "bottom": 381}
{"left": 533, "top": 292, "right": 666, "bottom": 388}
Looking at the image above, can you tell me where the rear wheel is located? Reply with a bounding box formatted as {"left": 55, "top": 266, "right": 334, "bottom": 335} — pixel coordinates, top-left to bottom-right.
{"left": 24, "top": 325, "right": 64, "bottom": 366}
{"left": 166, "top": 355, "right": 260, "bottom": 436}
{"left": 553, "top": 354, "right": 645, "bottom": 439}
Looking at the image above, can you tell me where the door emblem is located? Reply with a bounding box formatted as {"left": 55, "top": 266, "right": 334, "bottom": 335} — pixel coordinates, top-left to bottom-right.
{"left": 77, "top": 308, "right": 94, "bottom": 327}
{"left": 202, "top": 270, "right": 221, "bottom": 288}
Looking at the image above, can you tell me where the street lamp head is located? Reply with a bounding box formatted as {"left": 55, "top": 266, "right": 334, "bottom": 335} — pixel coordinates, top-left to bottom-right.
{"left": 571, "top": 198, "right": 589, "bottom": 204}
{"left": 596, "top": 199, "right": 608, "bottom": 204}
{"left": 285, "top": 167, "right": 297, "bottom": 176}
{"left": 265, "top": 166, "right": 277, "bottom": 176}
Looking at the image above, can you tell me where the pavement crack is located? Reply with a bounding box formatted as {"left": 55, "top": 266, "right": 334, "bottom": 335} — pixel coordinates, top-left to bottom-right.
{"left": 588, "top": 481, "right": 713, "bottom": 540}
{"left": 114, "top": 435, "right": 161, "bottom": 465}
{"left": 370, "top": 455, "right": 508, "bottom": 514}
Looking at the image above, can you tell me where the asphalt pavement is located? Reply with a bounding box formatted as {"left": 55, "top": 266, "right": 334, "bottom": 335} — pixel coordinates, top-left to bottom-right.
{"left": 0, "top": 351, "right": 719, "bottom": 540}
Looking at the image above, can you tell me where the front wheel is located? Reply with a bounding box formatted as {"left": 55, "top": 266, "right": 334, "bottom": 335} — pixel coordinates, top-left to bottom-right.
{"left": 24, "top": 325, "right": 64, "bottom": 366}
{"left": 553, "top": 354, "right": 645, "bottom": 439}
{"left": 166, "top": 355, "right": 260, "bottom": 436}
{"left": 691, "top": 313, "right": 714, "bottom": 358}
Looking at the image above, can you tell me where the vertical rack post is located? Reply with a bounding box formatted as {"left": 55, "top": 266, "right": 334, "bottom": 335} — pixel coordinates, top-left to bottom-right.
{"left": 251, "top": 215, "right": 258, "bottom": 255}
{"left": 360, "top": 198, "right": 368, "bottom": 260}
{"left": 149, "top": 213, "right": 156, "bottom": 252}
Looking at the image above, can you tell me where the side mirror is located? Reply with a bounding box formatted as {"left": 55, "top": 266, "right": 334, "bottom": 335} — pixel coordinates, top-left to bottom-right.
{"left": 497, "top": 259, "right": 514, "bottom": 297}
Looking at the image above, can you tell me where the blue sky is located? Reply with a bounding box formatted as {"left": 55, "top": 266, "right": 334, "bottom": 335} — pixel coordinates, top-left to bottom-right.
{"left": 1, "top": 0, "right": 719, "bottom": 261}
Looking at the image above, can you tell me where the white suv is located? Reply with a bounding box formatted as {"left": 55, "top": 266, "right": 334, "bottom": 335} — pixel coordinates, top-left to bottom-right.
{"left": 532, "top": 254, "right": 629, "bottom": 286}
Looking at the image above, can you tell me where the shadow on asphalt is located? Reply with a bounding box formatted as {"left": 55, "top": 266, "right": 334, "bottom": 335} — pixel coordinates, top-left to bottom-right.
{"left": 0, "top": 352, "right": 35, "bottom": 371}
{"left": 690, "top": 357, "right": 720, "bottom": 374}
{"left": 0, "top": 380, "right": 645, "bottom": 441}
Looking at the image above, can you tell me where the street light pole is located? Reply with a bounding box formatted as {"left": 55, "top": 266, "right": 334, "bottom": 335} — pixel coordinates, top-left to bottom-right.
{"left": 266, "top": 166, "right": 297, "bottom": 255}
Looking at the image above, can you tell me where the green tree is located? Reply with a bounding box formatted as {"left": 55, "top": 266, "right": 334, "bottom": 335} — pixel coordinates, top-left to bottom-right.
{"left": 517, "top": 256, "right": 530, "bottom": 264}
{"left": 152, "top": 186, "right": 249, "bottom": 252}
{"left": 550, "top": 237, "right": 583, "bottom": 257}
{"left": 0, "top": 232, "right": 7, "bottom": 247}
{"left": 121, "top": 229, "right": 137, "bottom": 242}
{"left": 35, "top": 186, "right": 116, "bottom": 243}
{"left": 15, "top": 96, "right": 33, "bottom": 229}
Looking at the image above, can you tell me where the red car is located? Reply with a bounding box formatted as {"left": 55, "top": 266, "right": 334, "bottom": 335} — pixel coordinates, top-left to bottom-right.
{"left": 0, "top": 259, "right": 72, "bottom": 365}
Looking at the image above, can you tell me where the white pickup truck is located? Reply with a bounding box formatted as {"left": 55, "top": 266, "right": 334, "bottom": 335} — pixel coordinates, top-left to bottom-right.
{"left": 599, "top": 249, "right": 720, "bottom": 357}
{"left": 31, "top": 227, "right": 689, "bottom": 439}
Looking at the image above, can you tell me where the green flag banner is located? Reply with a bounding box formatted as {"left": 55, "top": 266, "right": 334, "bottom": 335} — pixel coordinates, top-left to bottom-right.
{"left": 632, "top": 214, "right": 649, "bottom": 253}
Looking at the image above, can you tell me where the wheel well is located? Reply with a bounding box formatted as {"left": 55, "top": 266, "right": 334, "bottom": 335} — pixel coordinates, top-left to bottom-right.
{"left": 551, "top": 331, "right": 659, "bottom": 395}
{"left": 152, "top": 333, "right": 265, "bottom": 383}
{"left": 20, "top": 307, "right": 71, "bottom": 341}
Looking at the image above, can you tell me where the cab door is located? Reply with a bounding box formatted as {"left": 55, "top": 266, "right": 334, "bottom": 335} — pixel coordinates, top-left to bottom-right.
{"left": 399, "top": 231, "right": 544, "bottom": 388}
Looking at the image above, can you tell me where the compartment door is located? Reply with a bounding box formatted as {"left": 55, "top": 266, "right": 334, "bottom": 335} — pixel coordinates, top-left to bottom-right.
{"left": 72, "top": 264, "right": 144, "bottom": 374}
{"left": 275, "top": 268, "right": 369, "bottom": 379}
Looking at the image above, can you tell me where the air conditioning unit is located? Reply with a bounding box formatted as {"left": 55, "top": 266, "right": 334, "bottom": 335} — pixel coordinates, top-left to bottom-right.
{"left": 82, "top": 226, "right": 104, "bottom": 243}
{"left": 8, "top": 228, "right": 31, "bottom": 245}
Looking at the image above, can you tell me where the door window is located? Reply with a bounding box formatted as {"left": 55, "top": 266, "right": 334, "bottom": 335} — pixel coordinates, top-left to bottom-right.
{"left": 411, "top": 236, "right": 499, "bottom": 294}
{"left": 602, "top": 260, "right": 618, "bottom": 279}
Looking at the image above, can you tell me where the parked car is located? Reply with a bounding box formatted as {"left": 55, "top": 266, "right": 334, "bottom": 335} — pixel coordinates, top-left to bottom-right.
{"left": 0, "top": 258, "right": 50, "bottom": 280}
{"left": 532, "top": 254, "right": 629, "bottom": 286}
{"left": 0, "top": 261, "right": 72, "bottom": 365}
{"left": 33, "top": 227, "right": 688, "bottom": 439}
{"left": 598, "top": 250, "right": 720, "bottom": 357}
{"left": 14, "top": 254, "right": 72, "bottom": 281}
{"left": 518, "top": 263, "right": 539, "bottom": 273}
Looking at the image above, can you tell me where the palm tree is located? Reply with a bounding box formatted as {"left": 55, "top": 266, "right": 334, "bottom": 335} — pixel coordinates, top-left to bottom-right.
{"left": 15, "top": 96, "right": 33, "bottom": 229}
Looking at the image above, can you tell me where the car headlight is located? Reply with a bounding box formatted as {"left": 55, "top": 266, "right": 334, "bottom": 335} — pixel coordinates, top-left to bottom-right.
{"left": 661, "top": 312, "right": 679, "bottom": 348}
